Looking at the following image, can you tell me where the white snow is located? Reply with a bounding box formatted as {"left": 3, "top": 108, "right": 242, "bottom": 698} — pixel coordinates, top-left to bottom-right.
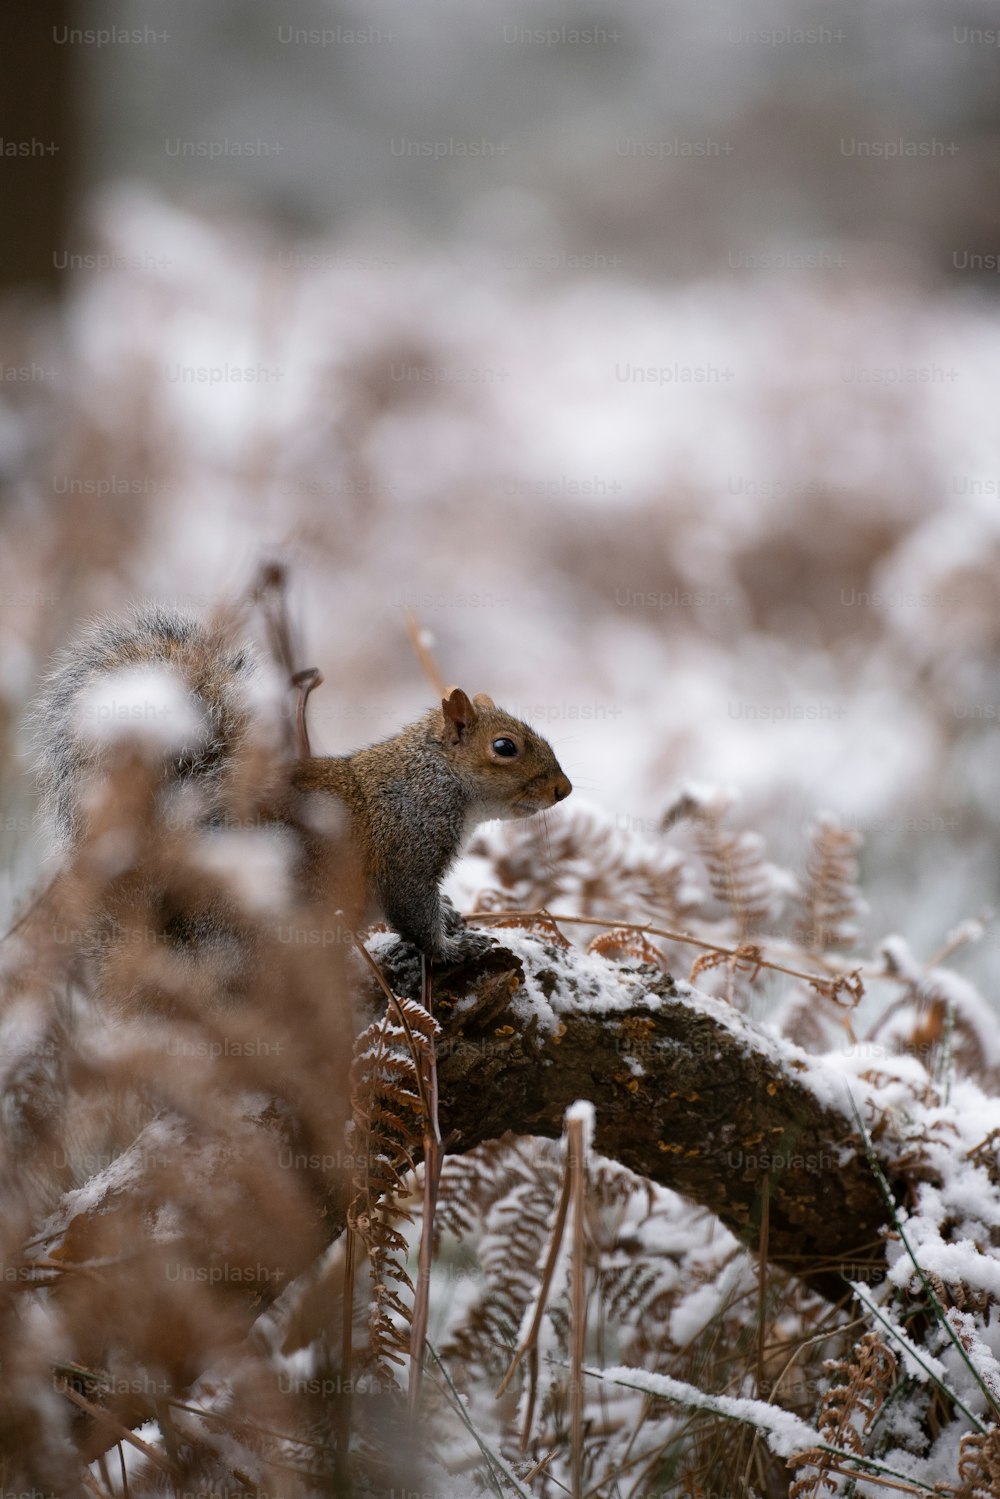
{"left": 582, "top": 1362, "right": 818, "bottom": 1458}
{"left": 193, "top": 827, "right": 295, "bottom": 915}
{"left": 73, "top": 665, "right": 206, "bottom": 757}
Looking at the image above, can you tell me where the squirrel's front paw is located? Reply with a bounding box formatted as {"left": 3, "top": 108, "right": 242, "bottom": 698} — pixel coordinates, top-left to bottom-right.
{"left": 439, "top": 897, "right": 470, "bottom": 937}
{"left": 436, "top": 925, "right": 495, "bottom": 964}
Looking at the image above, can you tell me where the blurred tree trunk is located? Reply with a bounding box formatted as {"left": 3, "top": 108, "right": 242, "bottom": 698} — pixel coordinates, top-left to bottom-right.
{"left": 0, "top": 1, "right": 73, "bottom": 295}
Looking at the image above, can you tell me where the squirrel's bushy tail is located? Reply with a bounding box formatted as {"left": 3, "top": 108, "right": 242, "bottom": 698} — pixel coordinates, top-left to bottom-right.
{"left": 34, "top": 606, "right": 267, "bottom": 840}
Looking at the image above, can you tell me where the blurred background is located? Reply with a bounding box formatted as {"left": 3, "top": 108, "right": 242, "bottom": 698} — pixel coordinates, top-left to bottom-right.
{"left": 2, "top": 0, "right": 1000, "bottom": 994}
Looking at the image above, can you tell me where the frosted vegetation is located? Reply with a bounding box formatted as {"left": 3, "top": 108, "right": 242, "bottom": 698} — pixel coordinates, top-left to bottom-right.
{"left": 0, "top": 191, "right": 999, "bottom": 1495}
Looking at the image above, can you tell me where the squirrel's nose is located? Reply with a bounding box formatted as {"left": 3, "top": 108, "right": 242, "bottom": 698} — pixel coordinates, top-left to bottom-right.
{"left": 552, "top": 776, "right": 572, "bottom": 803}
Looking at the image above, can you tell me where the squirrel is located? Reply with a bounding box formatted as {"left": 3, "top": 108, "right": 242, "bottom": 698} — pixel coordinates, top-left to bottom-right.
{"left": 35, "top": 606, "right": 572, "bottom": 964}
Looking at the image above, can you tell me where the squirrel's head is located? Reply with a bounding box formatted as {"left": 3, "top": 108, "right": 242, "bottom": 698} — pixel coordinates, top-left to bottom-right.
{"left": 438, "top": 687, "right": 572, "bottom": 821}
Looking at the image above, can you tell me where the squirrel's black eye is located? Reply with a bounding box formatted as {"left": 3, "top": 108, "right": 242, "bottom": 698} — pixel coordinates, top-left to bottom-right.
{"left": 492, "top": 737, "right": 518, "bottom": 758}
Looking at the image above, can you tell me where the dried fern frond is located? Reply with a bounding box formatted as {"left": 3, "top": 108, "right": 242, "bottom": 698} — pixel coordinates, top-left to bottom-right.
{"left": 812, "top": 970, "right": 864, "bottom": 1009}
{"left": 444, "top": 1159, "right": 565, "bottom": 1380}
{"left": 586, "top": 926, "right": 666, "bottom": 968}
{"left": 485, "top": 911, "right": 573, "bottom": 948}
{"left": 433, "top": 1136, "right": 527, "bottom": 1248}
{"left": 691, "top": 807, "right": 785, "bottom": 940}
{"left": 873, "top": 934, "right": 996, "bottom": 1086}
{"left": 349, "top": 994, "right": 437, "bottom": 1373}
{"left": 780, "top": 967, "right": 865, "bottom": 1051}
{"left": 795, "top": 814, "right": 866, "bottom": 953}
{"left": 689, "top": 941, "right": 765, "bottom": 991}
{"left": 589, "top": 1165, "right": 706, "bottom": 1343}
{"left": 956, "top": 1423, "right": 1000, "bottom": 1498}
{"left": 788, "top": 1330, "right": 897, "bottom": 1497}
{"left": 467, "top": 802, "right": 696, "bottom": 926}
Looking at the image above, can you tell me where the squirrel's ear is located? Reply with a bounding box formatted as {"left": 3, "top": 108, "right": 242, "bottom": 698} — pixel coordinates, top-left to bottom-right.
{"left": 442, "top": 686, "right": 478, "bottom": 744}
{"left": 472, "top": 692, "right": 495, "bottom": 709}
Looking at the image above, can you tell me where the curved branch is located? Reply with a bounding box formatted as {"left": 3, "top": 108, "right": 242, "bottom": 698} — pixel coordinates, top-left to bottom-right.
{"left": 377, "top": 934, "right": 901, "bottom": 1302}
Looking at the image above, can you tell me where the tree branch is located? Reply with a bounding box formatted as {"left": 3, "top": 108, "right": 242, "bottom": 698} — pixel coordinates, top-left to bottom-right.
{"left": 378, "top": 934, "right": 900, "bottom": 1302}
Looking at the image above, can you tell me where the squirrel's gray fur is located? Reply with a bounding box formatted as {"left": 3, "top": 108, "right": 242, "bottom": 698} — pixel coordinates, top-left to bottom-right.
{"left": 34, "top": 606, "right": 259, "bottom": 840}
